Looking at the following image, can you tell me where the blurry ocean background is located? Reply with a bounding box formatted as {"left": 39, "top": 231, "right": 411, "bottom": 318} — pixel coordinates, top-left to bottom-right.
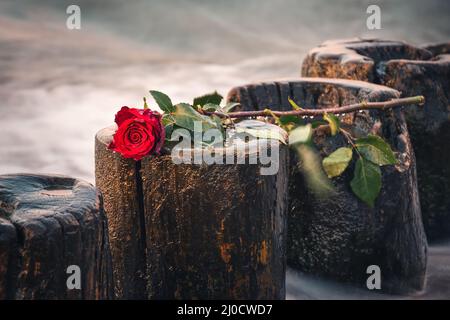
{"left": 0, "top": 0, "right": 449, "bottom": 299}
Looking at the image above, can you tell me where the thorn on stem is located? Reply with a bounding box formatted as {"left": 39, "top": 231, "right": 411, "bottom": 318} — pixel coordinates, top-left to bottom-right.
{"left": 143, "top": 97, "right": 149, "bottom": 109}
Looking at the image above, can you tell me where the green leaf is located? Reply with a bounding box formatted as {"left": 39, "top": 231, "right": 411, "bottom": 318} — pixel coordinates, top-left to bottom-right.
{"left": 172, "top": 103, "right": 220, "bottom": 132}
{"left": 295, "top": 144, "right": 335, "bottom": 197}
{"left": 161, "top": 114, "right": 175, "bottom": 126}
{"left": 322, "top": 147, "right": 353, "bottom": 178}
{"left": 323, "top": 113, "right": 340, "bottom": 136}
{"left": 211, "top": 114, "right": 224, "bottom": 135}
{"left": 165, "top": 124, "right": 191, "bottom": 143}
{"left": 193, "top": 91, "right": 223, "bottom": 107}
{"left": 164, "top": 123, "right": 187, "bottom": 142}
{"left": 288, "top": 97, "right": 303, "bottom": 110}
{"left": 234, "top": 120, "right": 288, "bottom": 144}
{"left": 311, "top": 120, "right": 327, "bottom": 128}
{"left": 164, "top": 124, "right": 174, "bottom": 141}
{"left": 355, "top": 135, "right": 396, "bottom": 165}
{"left": 279, "top": 115, "right": 302, "bottom": 125}
{"left": 288, "top": 124, "right": 312, "bottom": 145}
{"left": 220, "top": 102, "right": 240, "bottom": 113}
{"left": 350, "top": 157, "right": 382, "bottom": 207}
{"left": 149, "top": 90, "right": 174, "bottom": 113}
{"left": 202, "top": 103, "right": 220, "bottom": 112}
{"left": 279, "top": 115, "right": 303, "bottom": 131}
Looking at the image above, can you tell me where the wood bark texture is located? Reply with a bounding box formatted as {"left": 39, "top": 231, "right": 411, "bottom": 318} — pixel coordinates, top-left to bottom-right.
{"left": 0, "top": 174, "right": 114, "bottom": 300}
{"left": 96, "top": 127, "right": 288, "bottom": 299}
{"left": 302, "top": 39, "right": 450, "bottom": 241}
{"left": 227, "top": 78, "right": 427, "bottom": 294}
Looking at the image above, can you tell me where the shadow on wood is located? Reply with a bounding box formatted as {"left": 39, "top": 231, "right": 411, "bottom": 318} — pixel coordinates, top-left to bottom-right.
{"left": 0, "top": 174, "right": 114, "bottom": 299}
{"left": 227, "top": 78, "right": 427, "bottom": 294}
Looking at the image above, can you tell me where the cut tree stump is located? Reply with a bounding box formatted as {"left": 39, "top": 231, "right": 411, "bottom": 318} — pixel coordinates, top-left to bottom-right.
{"left": 302, "top": 39, "right": 450, "bottom": 241}
{"left": 95, "top": 127, "right": 288, "bottom": 299}
{"left": 227, "top": 78, "right": 427, "bottom": 294}
{"left": 0, "top": 174, "right": 114, "bottom": 300}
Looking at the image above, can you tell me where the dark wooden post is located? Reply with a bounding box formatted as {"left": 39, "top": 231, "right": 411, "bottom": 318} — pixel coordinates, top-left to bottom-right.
{"left": 227, "top": 78, "right": 427, "bottom": 294}
{"left": 302, "top": 39, "right": 450, "bottom": 241}
{"left": 0, "top": 174, "right": 114, "bottom": 300}
{"left": 95, "top": 127, "right": 147, "bottom": 299}
{"left": 95, "top": 128, "right": 288, "bottom": 299}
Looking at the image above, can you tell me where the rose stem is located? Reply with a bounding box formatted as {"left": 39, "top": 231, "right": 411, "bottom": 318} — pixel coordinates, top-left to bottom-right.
{"left": 207, "top": 95, "right": 425, "bottom": 118}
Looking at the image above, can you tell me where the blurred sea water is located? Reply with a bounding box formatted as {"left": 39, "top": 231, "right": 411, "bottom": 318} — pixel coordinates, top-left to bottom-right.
{"left": 1, "top": 0, "right": 449, "bottom": 181}
{"left": 0, "top": 0, "right": 449, "bottom": 299}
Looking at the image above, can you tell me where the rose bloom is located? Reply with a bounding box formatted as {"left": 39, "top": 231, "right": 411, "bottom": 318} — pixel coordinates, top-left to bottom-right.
{"left": 108, "top": 107, "right": 165, "bottom": 160}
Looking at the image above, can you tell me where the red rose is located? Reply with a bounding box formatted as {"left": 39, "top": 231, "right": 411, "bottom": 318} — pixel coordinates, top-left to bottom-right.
{"left": 108, "top": 107, "right": 165, "bottom": 160}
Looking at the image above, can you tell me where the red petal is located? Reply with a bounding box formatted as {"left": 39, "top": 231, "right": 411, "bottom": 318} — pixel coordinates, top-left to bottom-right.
{"left": 115, "top": 107, "right": 144, "bottom": 126}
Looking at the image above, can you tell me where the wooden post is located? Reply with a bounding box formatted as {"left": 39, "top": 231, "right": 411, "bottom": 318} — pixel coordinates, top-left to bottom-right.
{"left": 302, "top": 39, "right": 450, "bottom": 241}
{"left": 95, "top": 128, "right": 288, "bottom": 299}
{"left": 227, "top": 78, "right": 427, "bottom": 294}
{"left": 95, "top": 126, "right": 147, "bottom": 299}
{"left": 0, "top": 174, "right": 114, "bottom": 300}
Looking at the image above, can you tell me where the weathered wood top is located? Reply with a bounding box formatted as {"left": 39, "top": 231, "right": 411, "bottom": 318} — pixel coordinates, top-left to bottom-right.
{"left": 0, "top": 174, "right": 113, "bottom": 300}
{"left": 303, "top": 38, "right": 432, "bottom": 66}
{"left": 227, "top": 77, "right": 400, "bottom": 120}
{"left": 421, "top": 42, "right": 450, "bottom": 56}
{"left": 97, "top": 124, "right": 283, "bottom": 162}
{"left": 0, "top": 174, "right": 99, "bottom": 220}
